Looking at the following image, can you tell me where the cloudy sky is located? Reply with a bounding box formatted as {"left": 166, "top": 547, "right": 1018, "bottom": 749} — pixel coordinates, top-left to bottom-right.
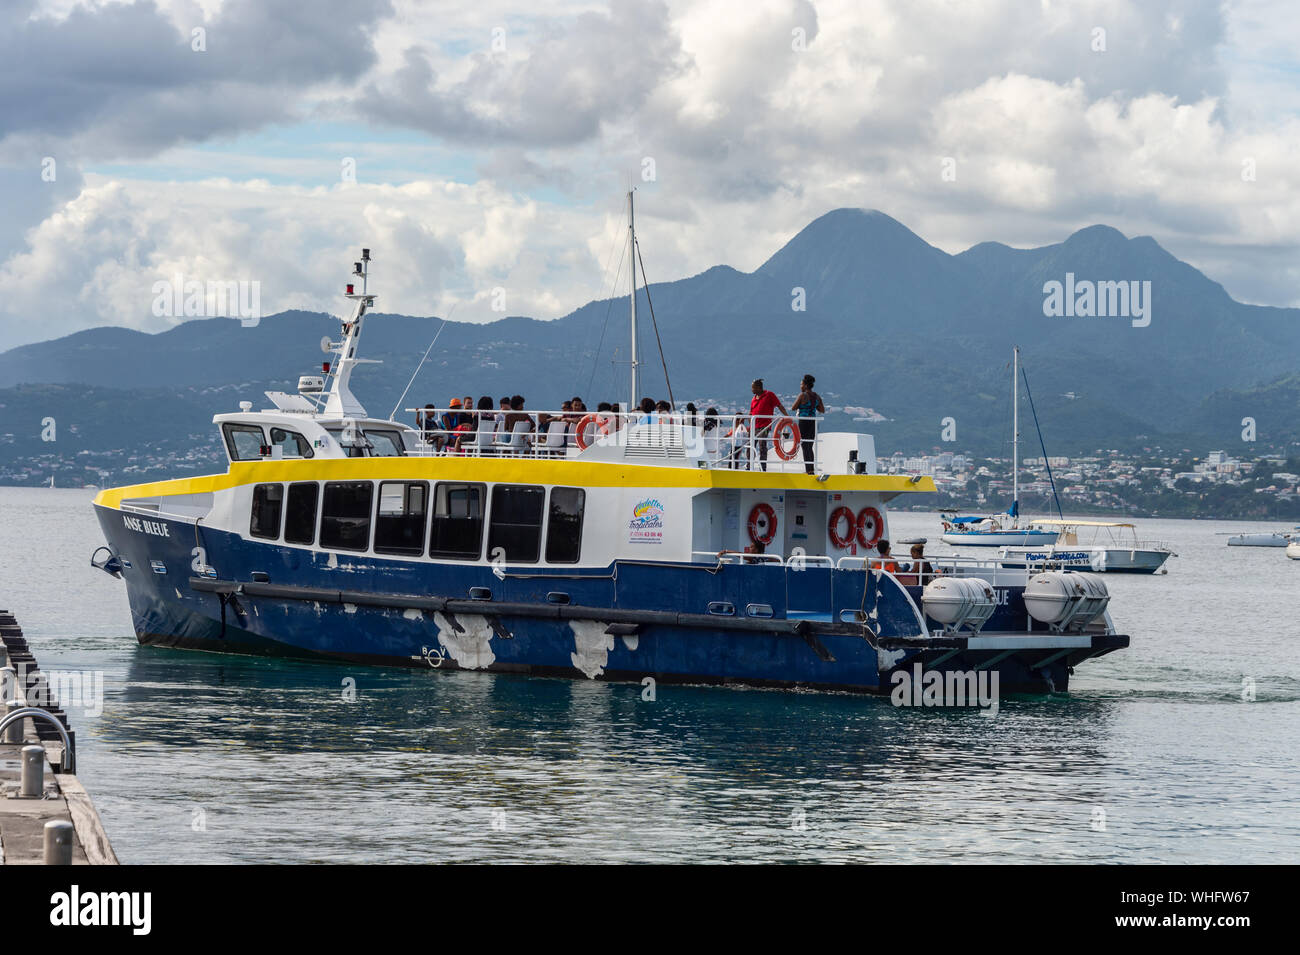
{"left": 1, "top": 0, "right": 1297, "bottom": 348}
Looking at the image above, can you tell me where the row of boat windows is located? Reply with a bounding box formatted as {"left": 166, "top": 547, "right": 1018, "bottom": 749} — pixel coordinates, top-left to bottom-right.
{"left": 249, "top": 481, "right": 586, "bottom": 564}
{"left": 223, "top": 423, "right": 408, "bottom": 461}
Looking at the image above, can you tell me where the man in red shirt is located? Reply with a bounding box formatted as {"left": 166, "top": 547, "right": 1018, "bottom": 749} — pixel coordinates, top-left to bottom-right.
{"left": 749, "top": 378, "right": 788, "bottom": 471}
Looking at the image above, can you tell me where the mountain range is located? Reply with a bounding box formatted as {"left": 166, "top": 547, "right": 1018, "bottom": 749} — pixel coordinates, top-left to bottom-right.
{"left": 1, "top": 208, "right": 1297, "bottom": 470}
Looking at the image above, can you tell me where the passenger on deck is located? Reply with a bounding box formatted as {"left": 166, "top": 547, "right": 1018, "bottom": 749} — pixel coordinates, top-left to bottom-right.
{"left": 594, "top": 401, "right": 617, "bottom": 435}
{"left": 791, "top": 374, "right": 824, "bottom": 475}
{"left": 417, "top": 403, "right": 439, "bottom": 448}
{"left": 684, "top": 402, "right": 698, "bottom": 429}
{"left": 493, "top": 396, "right": 511, "bottom": 442}
{"left": 503, "top": 395, "right": 534, "bottom": 450}
{"left": 872, "top": 539, "right": 899, "bottom": 575}
{"left": 749, "top": 378, "right": 789, "bottom": 471}
{"left": 637, "top": 397, "right": 656, "bottom": 424}
{"left": 908, "top": 543, "right": 936, "bottom": 583}
{"left": 723, "top": 416, "right": 750, "bottom": 469}
{"left": 701, "top": 407, "right": 719, "bottom": 461}
{"left": 462, "top": 395, "right": 496, "bottom": 453}
{"left": 439, "top": 398, "right": 468, "bottom": 452}
{"left": 655, "top": 400, "right": 673, "bottom": 425}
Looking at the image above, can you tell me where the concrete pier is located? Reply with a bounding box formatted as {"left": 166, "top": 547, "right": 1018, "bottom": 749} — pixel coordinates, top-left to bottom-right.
{"left": 0, "top": 610, "right": 117, "bottom": 865}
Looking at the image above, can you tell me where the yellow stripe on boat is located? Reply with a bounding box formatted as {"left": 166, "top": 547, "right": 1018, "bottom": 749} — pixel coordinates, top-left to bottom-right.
{"left": 93, "top": 457, "right": 935, "bottom": 509}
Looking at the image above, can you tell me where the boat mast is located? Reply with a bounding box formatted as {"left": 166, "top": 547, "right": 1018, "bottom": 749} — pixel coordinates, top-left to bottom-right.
{"left": 323, "top": 249, "right": 376, "bottom": 418}
{"left": 628, "top": 190, "right": 639, "bottom": 415}
{"left": 1012, "top": 345, "right": 1019, "bottom": 522}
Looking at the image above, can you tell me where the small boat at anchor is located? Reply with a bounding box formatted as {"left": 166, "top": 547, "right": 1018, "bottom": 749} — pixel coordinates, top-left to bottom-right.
{"left": 941, "top": 347, "right": 1060, "bottom": 549}
{"left": 88, "top": 198, "right": 1130, "bottom": 696}
{"left": 1227, "top": 528, "right": 1298, "bottom": 547}
{"left": 997, "top": 520, "right": 1177, "bottom": 574}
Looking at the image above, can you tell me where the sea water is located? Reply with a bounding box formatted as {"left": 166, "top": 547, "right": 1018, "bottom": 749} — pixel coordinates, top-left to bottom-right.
{"left": 1, "top": 487, "right": 1296, "bottom": 863}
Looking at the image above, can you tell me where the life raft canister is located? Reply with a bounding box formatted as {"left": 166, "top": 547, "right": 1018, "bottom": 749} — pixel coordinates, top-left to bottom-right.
{"left": 856, "top": 506, "right": 883, "bottom": 549}
{"left": 574, "top": 413, "right": 608, "bottom": 451}
{"left": 748, "top": 502, "right": 778, "bottom": 546}
{"left": 772, "top": 417, "right": 801, "bottom": 460}
{"left": 828, "top": 506, "right": 856, "bottom": 549}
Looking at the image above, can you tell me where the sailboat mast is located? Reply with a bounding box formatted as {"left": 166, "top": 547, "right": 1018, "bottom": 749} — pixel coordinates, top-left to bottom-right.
{"left": 1012, "top": 345, "right": 1019, "bottom": 519}
{"left": 628, "top": 190, "right": 639, "bottom": 414}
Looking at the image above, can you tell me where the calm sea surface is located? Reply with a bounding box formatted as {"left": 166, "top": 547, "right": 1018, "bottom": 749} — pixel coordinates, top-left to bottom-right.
{"left": 1, "top": 486, "right": 1297, "bottom": 863}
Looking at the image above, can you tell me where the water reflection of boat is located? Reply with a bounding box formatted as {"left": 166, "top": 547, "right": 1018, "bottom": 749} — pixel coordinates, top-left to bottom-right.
{"left": 997, "top": 521, "right": 1176, "bottom": 574}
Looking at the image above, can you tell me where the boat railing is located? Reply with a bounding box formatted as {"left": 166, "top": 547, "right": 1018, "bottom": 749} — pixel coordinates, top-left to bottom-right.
{"left": 402, "top": 407, "right": 828, "bottom": 471}
{"left": 1129, "top": 538, "right": 1174, "bottom": 552}
{"left": 691, "top": 551, "right": 836, "bottom": 568}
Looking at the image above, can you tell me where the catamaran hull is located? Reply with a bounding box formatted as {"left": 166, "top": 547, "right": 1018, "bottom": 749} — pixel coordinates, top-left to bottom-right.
{"left": 96, "top": 506, "right": 1125, "bottom": 696}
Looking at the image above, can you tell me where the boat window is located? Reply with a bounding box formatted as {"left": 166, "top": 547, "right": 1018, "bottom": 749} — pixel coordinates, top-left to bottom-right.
{"left": 270, "top": 427, "right": 314, "bottom": 459}
{"left": 324, "top": 428, "right": 368, "bottom": 458}
{"left": 365, "top": 429, "right": 406, "bottom": 457}
{"left": 375, "top": 481, "right": 428, "bottom": 556}
{"left": 487, "top": 485, "right": 545, "bottom": 564}
{"left": 223, "top": 423, "right": 266, "bottom": 462}
{"left": 284, "top": 482, "right": 319, "bottom": 545}
{"left": 320, "top": 481, "right": 373, "bottom": 551}
{"left": 545, "top": 487, "right": 585, "bottom": 564}
{"left": 250, "top": 483, "right": 283, "bottom": 540}
{"left": 429, "top": 483, "right": 485, "bottom": 560}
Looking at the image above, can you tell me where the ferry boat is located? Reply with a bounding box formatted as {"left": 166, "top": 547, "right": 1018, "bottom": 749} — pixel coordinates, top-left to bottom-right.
{"left": 90, "top": 202, "right": 1128, "bottom": 695}
{"left": 996, "top": 520, "right": 1176, "bottom": 574}
{"left": 940, "top": 348, "right": 1059, "bottom": 548}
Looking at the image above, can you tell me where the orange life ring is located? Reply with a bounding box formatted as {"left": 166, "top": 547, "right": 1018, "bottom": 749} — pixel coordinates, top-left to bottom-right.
{"left": 856, "top": 506, "right": 883, "bottom": 548}
{"left": 772, "top": 417, "right": 801, "bottom": 460}
{"left": 748, "top": 502, "right": 777, "bottom": 546}
{"left": 574, "top": 413, "right": 607, "bottom": 450}
{"left": 828, "top": 506, "right": 856, "bottom": 549}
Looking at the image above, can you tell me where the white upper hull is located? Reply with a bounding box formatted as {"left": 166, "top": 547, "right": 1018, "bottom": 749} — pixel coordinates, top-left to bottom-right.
{"left": 941, "top": 530, "right": 1060, "bottom": 547}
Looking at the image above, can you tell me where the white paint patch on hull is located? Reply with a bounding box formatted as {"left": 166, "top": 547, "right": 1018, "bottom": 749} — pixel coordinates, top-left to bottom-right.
{"left": 877, "top": 647, "right": 906, "bottom": 670}
{"left": 343, "top": 603, "right": 358, "bottom": 614}
{"left": 402, "top": 608, "right": 423, "bottom": 621}
{"left": 621, "top": 634, "right": 639, "bottom": 651}
{"left": 433, "top": 612, "right": 495, "bottom": 669}
{"left": 570, "top": 620, "right": 615, "bottom": 679}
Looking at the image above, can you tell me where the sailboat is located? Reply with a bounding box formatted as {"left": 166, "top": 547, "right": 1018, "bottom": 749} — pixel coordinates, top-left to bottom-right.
{"left": 941, "top": 347, "right": 1060, "bottom": 548}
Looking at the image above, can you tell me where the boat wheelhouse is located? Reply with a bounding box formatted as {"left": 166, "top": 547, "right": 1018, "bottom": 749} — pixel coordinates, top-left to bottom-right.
{"left": 92, "top": 213, "right": 1129, "bottom": 696}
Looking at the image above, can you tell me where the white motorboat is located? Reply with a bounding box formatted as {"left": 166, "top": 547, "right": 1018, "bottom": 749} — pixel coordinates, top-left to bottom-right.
{"left": 1227, "top": 528, "right": 1298, "bottom": 547}
{"left": 998, "top": 520, "right": 1177, "bottom": 574}
{"left": 1287, "top": 541, "right": 1300, "bottom": 560}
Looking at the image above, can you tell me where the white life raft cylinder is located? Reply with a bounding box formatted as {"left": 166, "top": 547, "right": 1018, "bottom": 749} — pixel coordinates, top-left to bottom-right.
{"left": 1023, "top": 571, "right": 1110, "bottom": 632}
{"left": 922, "top": 576, "right": 997, "bottom": 633}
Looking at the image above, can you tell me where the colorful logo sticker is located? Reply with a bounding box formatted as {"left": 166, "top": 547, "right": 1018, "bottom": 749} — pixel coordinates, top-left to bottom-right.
{"left": 629, "top": 498, "right": 665, "bottom": 544}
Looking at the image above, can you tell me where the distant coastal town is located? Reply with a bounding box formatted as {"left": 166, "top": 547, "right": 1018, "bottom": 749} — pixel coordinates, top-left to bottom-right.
{"left": 882, "top": 447, "right": 1300, "bottom": 520}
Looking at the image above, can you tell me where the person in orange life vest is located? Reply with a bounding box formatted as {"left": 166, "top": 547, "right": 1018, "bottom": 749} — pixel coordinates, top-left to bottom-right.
{"left": 749, "top": 378, "right": 789, "bottom": 471}
{"left": 872, "top": 539, "right": 899, "bottom": 574}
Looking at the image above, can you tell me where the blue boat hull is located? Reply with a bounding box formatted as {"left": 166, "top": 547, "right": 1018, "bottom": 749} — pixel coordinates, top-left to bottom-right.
{"left": 95, "top": 506, "right": 1124, "bottom": 695}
